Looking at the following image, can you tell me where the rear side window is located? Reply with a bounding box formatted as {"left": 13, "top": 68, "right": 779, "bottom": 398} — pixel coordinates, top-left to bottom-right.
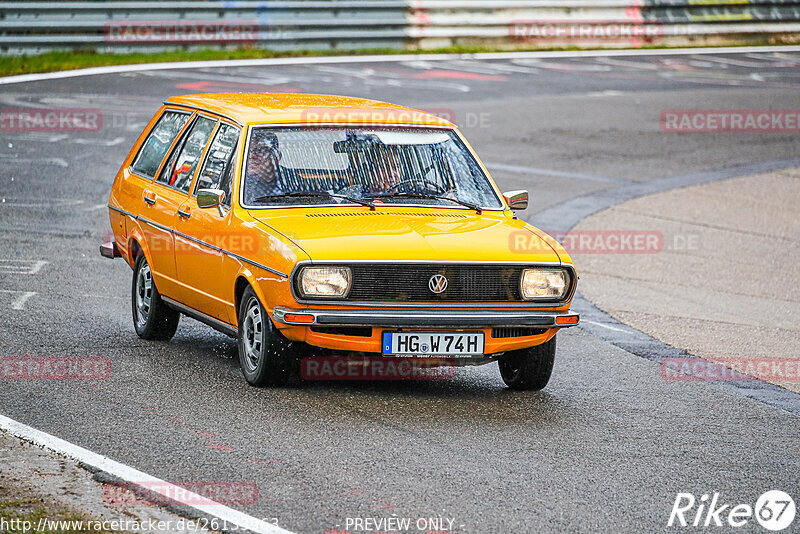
{"left": 131, "top": 110, "right": 190, "bottom": 178}
{"left": 194, "top": 123, "right": 240, "bottom": 196}
{"left": 156, "top": 116, "right": 216, "bottom": 193}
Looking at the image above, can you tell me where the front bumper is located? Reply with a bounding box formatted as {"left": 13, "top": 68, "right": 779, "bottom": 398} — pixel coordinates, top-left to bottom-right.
{"left": 273, "top": 307, "right": 579, "bottom": 328}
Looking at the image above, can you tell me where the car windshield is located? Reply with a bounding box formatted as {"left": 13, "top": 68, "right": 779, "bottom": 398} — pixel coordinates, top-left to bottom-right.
{"left": 241, "top": 126, "right": 504, "bottom": 209}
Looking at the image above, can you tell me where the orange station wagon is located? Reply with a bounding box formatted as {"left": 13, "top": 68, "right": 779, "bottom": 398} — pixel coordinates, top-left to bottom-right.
{"left": 103, "top": 93, "right": 579, "bottom": 390}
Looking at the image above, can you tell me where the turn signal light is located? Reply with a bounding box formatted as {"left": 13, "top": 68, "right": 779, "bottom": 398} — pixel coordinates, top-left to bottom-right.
{"left": 556, "top": 315, "right": 579, "bottom": 325}
{"left": 284, "top": 313, "right": 315, "bottom": 324}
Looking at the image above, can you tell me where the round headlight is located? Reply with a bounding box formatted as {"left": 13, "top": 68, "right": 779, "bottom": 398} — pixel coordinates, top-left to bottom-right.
{"left": 520, "top": 268, "right": 569, "bottom": 300}
{"left": 298, "top": 266, "right": 352, "bottom": 298}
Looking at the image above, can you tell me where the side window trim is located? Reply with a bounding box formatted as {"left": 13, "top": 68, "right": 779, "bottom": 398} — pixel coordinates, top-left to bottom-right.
{"left": 128, "top": 108, "right": 193, "bottom": 180}
{"left": 236, "top": 124, "right": 253, "bottom": 210}
{"left": 150, "top": 115, "right": 197, "bottom": 195}
{"left": 216, "top": 141, "right": 239, "bottom": 209}
{"left": 192, "top": 119, "right": 241, "bottom": 199}
{"left": 223, "top": 151, "right": 236, "bottom": 208}
{"left": 152, "top": 114, "right": 218, "bottom": 196}
{"left": 188, "top": 117, "right": 223, "bottom": 197}
{"left": 180, "top": 113, "right": 220, "bottom": 196}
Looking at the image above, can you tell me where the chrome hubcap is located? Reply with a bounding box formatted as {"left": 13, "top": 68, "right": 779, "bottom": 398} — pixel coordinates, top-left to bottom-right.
{"left": 135, "top": 261, "right": 152, "bottom": 327}
{"left": 242, "top": 297, "right": 264, "bottom": 371}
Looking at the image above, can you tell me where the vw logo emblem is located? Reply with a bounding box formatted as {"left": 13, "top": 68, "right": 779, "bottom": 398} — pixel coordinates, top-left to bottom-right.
{"left": 429, "top": 274, "right": 448, "bottom": 294}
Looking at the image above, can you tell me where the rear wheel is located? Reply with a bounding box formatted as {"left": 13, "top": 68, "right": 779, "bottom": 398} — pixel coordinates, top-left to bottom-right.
{"left": 237, "top": 286, "right": 299, "bottom": 386}
{"left": 131, "top": 253, "right": 180, "bottom": 341}
{"left": 498, "top": 335, "right": 556, "bottom": 391}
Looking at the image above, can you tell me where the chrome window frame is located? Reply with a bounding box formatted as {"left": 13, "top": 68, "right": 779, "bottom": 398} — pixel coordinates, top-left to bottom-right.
{"left": 153, "top": 113, "right": 219, "bottom": 196}
{"left": 191, "top": 120, "right": 241, "bottom": 208}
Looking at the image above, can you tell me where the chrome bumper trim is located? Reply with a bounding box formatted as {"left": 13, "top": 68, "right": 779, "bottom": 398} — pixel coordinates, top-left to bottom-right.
{"left": 100, "top": 241, "right": 121, "bottom": 259}
{"left": 273, "top": 307, "right": 579, "bottom": 328}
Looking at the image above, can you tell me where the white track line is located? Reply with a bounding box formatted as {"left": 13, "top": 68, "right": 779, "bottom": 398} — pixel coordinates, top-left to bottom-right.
{"left": 483, "top": 161, "right": 625, "bottom": 183}
{"left": 584, "top": 320, "right": 632, "bottom": 334}
{"left": 0, "top": 414, "right": 295, "bottom": 534}
{"left": 0, "top": 289, "right": 36, "bottom": 310}
{"left": 2, "top": 45, "right": 800, "bottom": 86}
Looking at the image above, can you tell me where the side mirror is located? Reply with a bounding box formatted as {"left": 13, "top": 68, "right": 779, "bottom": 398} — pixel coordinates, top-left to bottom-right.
{"left": 197, "top": 188, "right": 225, "bottom": 209}
{"left": 503, "top": 190, "right": 528, "bottom": 211}
{"left": 197, "top": 188, "right": 226, "bottom": 216}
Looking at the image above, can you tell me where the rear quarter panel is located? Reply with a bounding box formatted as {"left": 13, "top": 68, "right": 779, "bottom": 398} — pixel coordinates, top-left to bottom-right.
{"left": 107, "top": 105, "right": 167, "bottom": 266}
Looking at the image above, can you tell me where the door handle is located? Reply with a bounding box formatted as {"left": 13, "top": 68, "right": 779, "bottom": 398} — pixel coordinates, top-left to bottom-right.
{"left": 177, "top": 209, "right": 191, "bottom": 219}
{"left": 143, "top": 190, "right": 157, "bottom": 206}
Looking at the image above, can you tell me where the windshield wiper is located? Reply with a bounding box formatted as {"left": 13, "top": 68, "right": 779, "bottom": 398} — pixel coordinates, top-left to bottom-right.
{"left": 253, "top": 191, "right": 375, "bottom": 210}
{"left": 365, "top": 191, "right": 482, "bottom": 214}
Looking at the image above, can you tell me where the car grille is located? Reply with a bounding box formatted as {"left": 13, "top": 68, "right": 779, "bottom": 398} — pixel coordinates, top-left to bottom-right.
{"left": 345, "top": 264, "right": 524, "bottom": 302}
{"left": 491, "top": 327, "right": 548, "bottom": 338}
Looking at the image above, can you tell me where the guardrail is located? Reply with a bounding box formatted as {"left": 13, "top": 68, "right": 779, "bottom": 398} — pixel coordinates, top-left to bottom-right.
{"left": 1, "top": 0, "right": 799, "bottom": 55}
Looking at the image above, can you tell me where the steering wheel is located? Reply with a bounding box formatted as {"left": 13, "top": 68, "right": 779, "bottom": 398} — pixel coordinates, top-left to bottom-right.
{"left": 385, "top": 179, "right": 446, "bottom": 195}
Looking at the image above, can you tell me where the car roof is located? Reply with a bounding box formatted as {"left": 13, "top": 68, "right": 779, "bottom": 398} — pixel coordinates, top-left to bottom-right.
{"left": 163, "top": 93, "right": 455, "bottom": 128}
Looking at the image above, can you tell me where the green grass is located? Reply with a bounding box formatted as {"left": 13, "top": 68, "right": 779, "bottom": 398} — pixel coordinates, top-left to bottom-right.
{"left": 0, "top": 47, "right": 396, "bottom": 77}
{"left": 0, "top": 41, "right": 781, "bottom": 77}
{"left": 0, "top": 498, "right": 122, "bottom": 534}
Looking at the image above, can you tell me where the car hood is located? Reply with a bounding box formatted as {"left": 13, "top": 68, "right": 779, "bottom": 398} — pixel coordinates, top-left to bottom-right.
{"left": 248, "top": 209, "right": 562, "bottom": 263}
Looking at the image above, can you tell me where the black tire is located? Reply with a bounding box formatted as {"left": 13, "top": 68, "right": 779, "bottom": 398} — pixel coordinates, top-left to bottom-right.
{"left": 237, "top": 286, "right": 299, "bottom": 387}
{"left": 131, "top": 253, "right": 180, "bottom": 341}
{"left": 498, "top": 335, "right": 557, "bottom": 391}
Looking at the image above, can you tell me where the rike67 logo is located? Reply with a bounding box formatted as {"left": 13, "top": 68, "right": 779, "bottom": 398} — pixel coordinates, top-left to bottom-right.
{"left": 668, "top": 491, "right": 796, "bottom": 531}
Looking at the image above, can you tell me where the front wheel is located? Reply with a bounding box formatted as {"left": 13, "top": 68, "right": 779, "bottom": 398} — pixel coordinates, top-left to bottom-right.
{"left": 498, "top": 335, "right": 556, "bottom": 391}
{"left": 237, "top": 286, "right": 299, "bottom": 387}
{"left": 131, "top": 253, "right": 180, "bottom": 341}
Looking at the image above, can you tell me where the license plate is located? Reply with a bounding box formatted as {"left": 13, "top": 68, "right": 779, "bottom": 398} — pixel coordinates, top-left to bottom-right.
{"left": 382, "top": 332, "right": 484, "bottom": 357}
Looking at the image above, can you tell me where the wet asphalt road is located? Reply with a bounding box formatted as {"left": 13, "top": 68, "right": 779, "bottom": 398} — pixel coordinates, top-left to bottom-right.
{"left": 1, "top": 50, "right": 799, "bottom": 533}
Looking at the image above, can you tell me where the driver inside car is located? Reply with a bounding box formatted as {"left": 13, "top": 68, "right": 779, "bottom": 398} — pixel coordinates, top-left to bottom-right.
{"left": 244, "top": 132, "right": 283, "bottom": 201}
{"left": 368, "top": 150, "right": 404, "bottom": 194}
